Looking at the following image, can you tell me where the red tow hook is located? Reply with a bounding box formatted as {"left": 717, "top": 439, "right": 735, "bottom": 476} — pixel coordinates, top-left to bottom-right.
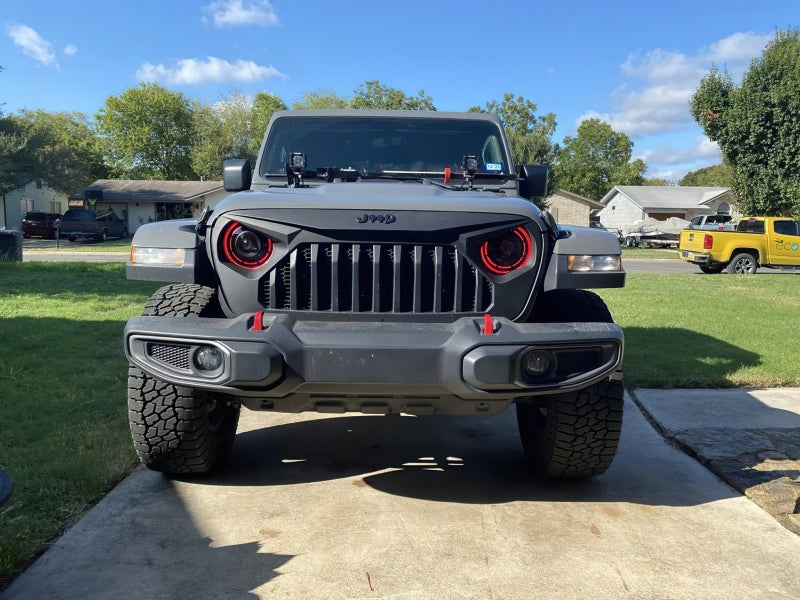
{"left": 482, "top": 313, "right": 494, "bottom": 335}
{"left": 252, "top": 310, "right": 265, "bottom": 331}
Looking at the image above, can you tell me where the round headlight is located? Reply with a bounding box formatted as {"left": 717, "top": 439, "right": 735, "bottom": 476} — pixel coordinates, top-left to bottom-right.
{"left": 479, "top": 226, "right": 532, "bottom": 274}
{"left": 221, "top": 221, "right": 272, "bottom": 269}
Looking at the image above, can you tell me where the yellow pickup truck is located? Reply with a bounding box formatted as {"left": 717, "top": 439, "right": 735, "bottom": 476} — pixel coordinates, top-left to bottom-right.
{"left": 678, "top": 216, "right": 800, "bottom": 274}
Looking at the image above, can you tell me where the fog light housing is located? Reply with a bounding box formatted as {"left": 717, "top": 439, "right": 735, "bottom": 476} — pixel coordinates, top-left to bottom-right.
{"left": 194, "top": 346, "right": 223, "bottom": 372}
{"left": 520, "top": 349, "right": 553, "bottom": 381}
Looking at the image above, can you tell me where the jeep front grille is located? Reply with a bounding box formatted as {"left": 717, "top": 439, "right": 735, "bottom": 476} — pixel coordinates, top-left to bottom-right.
{"left": 259, "top": 243, "right": 493, "bottom": 313}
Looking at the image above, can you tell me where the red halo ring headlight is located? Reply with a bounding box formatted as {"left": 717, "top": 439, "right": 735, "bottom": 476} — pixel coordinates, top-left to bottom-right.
{"left": 479, "top": 226, "right": 532, "bottom": 275}
{"left": 221, "top": 221, "right": 272, "bottom": 269}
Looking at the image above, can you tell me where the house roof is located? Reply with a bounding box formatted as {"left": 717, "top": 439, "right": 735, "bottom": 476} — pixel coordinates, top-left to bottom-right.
{"left": 600, "top": 186, "right": 730, "bottom": 211}
{"left": 550, "top": 189, "right": 605, "bottom": 210}
{"left": 74, "top": 180, "right": 224, "bottom": 202}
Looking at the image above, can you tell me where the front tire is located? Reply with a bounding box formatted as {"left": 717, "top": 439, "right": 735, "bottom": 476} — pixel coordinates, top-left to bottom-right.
{"left": 699, "top": 265, "right": 723, "bottom": 274}
{"left": 518, "top": 289, "right": 623, "bottom": 478}
{"left": 516, "top": 376, "right": 624, "bottom": 478}
{"left": 127, "top": 284, "right": 240, "bottom": 474}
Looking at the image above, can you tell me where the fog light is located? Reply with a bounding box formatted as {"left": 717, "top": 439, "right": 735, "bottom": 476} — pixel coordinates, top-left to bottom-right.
{"left": 195, "top": 346, "right": 223, "bottom": 372}
{"left": 521, "top": 349, "right": 553, "bottom": 380}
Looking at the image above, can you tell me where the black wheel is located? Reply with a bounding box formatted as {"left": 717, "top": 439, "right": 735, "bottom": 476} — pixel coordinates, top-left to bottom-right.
{"left": 127, "top": 284, "right": 240, "bottom": 474}
{"left": 699, "top": 265, "right": 724, "bottom": 274}
{"left": 518, "top": 289, "right": 623, "bottom": 478}
{"left": 68, "top": 235, "right": 76, "bottom": 242}
{"left": 22, "top": 233, "right": 31, "bottom": 239}
{"left": 727, "top": 252, "right": 758, "bottom": 274}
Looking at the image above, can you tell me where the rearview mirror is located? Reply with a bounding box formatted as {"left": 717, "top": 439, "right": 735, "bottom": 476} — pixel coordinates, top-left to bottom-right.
{"left": 518, "top": 164, "right": 548, "bottom": 199}
{"left": 223, "top": 159, "right": 252, "bottom": 192}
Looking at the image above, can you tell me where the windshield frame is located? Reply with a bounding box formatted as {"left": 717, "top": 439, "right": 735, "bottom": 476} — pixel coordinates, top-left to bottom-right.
{"left": 257, "top": 112, "right": 514, "bottom": 182}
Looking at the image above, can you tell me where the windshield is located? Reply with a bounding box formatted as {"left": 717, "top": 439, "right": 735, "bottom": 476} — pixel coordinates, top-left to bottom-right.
{"left": 62, "top": 210, "right": 93, "bottom": 221}
{"left": 260, "top": 116, "right": 511, "bottom": 177}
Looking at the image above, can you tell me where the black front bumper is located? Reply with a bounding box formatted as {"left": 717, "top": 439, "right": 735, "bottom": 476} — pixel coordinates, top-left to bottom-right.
{"left": 124, "top": 313, "right": 623, "bottom": 415}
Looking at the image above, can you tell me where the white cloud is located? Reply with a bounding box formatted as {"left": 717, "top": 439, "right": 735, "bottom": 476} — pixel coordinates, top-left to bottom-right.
{"left": 636, "top": 136, "right": 722, "bottom": 181}
{"left": 706, "top": 32, "right": 772, "bottom": 64}
{"left": 202, "top": 0, "right": 280, "bottom": 28}
{"left": 639, "top": 136, "right": 720, "bottom": 166}
{"left": 137, "top": 56, "right": 287, "bottom": 85}
{"left": 6, "top": 23, "right": 57, "bottom": 67}
{"left": 63, "top": 44, "right": 78, "bottom": 56}
{"left": 582, "top": 31, "right": 773, "bottom": 140}
{"left": 580, "top": 84, "right": 695, "bottom": 136}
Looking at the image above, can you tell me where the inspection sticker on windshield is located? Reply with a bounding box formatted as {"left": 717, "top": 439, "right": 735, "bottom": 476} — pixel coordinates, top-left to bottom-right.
{"left": 485, "top": 162, "right": 503, "bottom": 172}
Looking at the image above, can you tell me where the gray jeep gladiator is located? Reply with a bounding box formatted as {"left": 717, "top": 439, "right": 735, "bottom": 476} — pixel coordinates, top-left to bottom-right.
{"left": 124, "top": 109, "right": 625, "bottom": 479}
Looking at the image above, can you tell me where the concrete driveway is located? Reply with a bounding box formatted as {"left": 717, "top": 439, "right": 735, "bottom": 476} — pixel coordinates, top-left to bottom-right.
{"left": 4, "top": 394, "right": 800, "bottom": 600}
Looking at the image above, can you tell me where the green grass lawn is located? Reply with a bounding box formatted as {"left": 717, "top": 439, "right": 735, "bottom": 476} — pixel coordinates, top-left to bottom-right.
{"left": 25, "top": 240, "right": 132, "bottom": 252}
{"left": 597, "top": 273, "right": 800, "bottom": 388}
{"left": 0, "top": 262, "right": 798, "bottom": 588}
{"left": 0, "top": 263, "right": 158, "bottom": 589}
{"left": 620, "top": 246, "right": 680, "bottom": 260}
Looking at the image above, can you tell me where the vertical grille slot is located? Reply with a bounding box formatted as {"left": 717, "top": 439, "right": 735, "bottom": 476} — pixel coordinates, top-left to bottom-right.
{"left": 259, "top": 243, "right": 493, "bottom": 313}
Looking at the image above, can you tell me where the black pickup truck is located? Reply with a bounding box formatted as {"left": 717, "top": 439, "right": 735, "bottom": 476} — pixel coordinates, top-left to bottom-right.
{"left": 124, "top": 110, "right": 626, "bottom": 479}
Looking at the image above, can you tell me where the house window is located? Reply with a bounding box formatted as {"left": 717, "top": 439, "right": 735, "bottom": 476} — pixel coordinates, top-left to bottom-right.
{"left": 50, "top": 201, "right": 62, "bottom": 214}
{"left": 36, "top": 179, "right": 42, "bottom": 189}
{"left": 717, "top": 202, "right": 730, "bottom": 215}
{"left": 20, "top": 198, "right": 33, "bottom": 212}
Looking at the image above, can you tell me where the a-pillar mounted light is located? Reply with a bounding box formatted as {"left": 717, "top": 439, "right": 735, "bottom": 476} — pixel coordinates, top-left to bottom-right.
{"left": 462, "top": 154, "right": 478, "bottom": 189}
{"left": 286, "top": 152, "right": 307, "bottom": 187}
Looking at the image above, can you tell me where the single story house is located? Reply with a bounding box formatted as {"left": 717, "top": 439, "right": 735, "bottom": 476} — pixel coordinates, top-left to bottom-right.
{"left": 546, "top": 189, "right": 605, "bottom": 227}
{"left": 594, "top": 186, "right": 735, "bottom": 234}
{"left": 72, "top": 180, "right": 228, "bottom": 234}
{"left": 0, "top": 180, "right": 69, "bottom": 230}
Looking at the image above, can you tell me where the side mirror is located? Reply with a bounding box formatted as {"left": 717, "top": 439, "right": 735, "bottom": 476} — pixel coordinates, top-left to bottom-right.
{"left": 223, "top": 158, "right": 252, "bottom": 192}
{"left": 518, "top": 164, "right": 548, "bottom": 199}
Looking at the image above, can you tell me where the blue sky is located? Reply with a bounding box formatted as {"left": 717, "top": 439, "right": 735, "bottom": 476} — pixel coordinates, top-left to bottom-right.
{"left": 1, "top": 1, "right": 796, "bottom": 181}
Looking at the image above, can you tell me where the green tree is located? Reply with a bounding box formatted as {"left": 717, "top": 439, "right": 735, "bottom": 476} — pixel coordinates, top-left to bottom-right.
{"left": 0, "top": 117, "right": 27, "bottom": 193}
{"left": 251, "top": 92, "right": 287, "bottom": 154}
{"left": 350, "top": 80, "right": 435, "bottom": 110}
{"left": 470, "top": 94, "right": 557, "bottom": 167}
{"left": 679, "top": 163, "right": 733, "bottom": 187}
{"left": 95, "top": 82, "right": 196, "bottom": 180}
{"left": 191, "top": 91, "right": 287, "bottom": 180}
{"left": 556, "top": 118, "right": 647, "bottom": 200}
{"left": 292, "top": 89, "right": 349, "bottom": 110}
{"left": 1, "top": 110, "right": 105, "bottom": 194}
{"left": 691, "top": 28, "right": 800, "bottom": 217}
{"left": 293, "top": 80, "right": 436, "bottom": 111}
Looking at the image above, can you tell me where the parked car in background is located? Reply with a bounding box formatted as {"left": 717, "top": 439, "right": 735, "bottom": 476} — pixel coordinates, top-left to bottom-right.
{"left": 21, "top": 212, "right": 62, "bottom": 239}
{"left": 58, "top": 208, "right": 128, "bottom": 242}
{"left": 686, "top": 214, "right": 736, "bottom": 230}
{"left": 679, "top": 216, "right": 800, "bottom": 273}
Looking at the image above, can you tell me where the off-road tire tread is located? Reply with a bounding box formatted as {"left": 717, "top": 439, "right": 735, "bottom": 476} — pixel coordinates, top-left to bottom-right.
{"left": 516, "top": 376, "right": 624, "bottom": 478}
{"left": 518, "top": 288, "right": 623, "bottom": 478}
{"left": 127, "top": 283, "right": 239, "bottom": 474}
